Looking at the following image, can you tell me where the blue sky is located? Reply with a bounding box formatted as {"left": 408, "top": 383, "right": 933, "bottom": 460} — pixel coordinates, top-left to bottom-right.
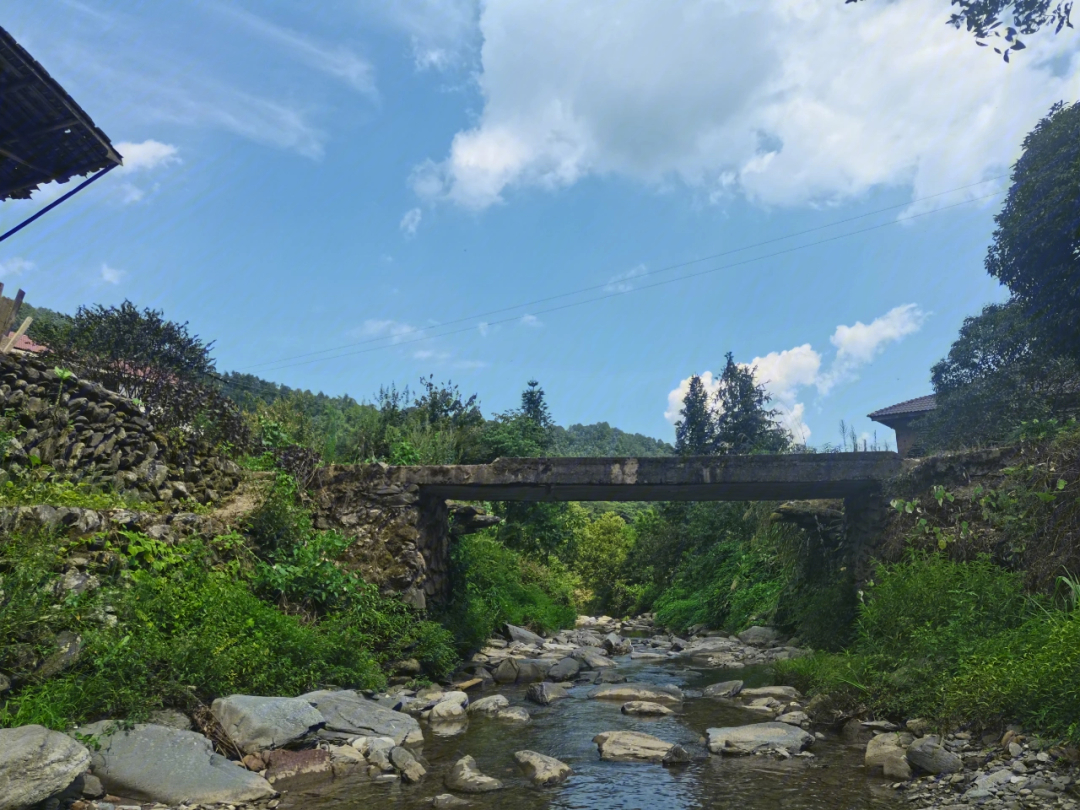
{"left": 1, "top": 1, "right": 1077, "bottom": 447}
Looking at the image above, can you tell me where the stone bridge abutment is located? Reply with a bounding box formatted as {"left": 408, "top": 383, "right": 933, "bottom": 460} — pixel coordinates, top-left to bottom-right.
{"left": 309, "top": 454, "right": 903, "bottom": 610}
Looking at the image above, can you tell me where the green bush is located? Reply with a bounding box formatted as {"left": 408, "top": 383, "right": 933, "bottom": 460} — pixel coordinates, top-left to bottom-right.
{"left": 776, "top": 552, "right": 1080, "bottom": 739}
{"left": 445, "top": 533, "right": 577, "bottom": 652}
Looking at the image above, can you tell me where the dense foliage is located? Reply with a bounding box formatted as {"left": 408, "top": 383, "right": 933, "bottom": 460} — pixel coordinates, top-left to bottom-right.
{"left": 986, "top": 101, "right": 1080, "bottom": 354}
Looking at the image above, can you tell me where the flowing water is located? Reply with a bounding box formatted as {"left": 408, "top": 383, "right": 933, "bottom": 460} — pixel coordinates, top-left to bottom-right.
{"left": 279, "top": 657, "right": 906, "bottom": 810}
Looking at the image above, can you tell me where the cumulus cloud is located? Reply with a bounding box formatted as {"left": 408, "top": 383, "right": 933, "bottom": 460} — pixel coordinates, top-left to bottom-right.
{"left": 116, "top": 140, "right": 181, "bottom": 173}
{"left": 817, "top": 304, "right": 927, "bottom": 393}
{"left": 100, "top": 264, "right": 124, "bottom": 284}
{"left": 414, "top": 0, "right": 1079, "bottom": 211}
{"left": 664, "top": 304, "right": 927, "bottom": 441}
{"left": 399, "top": 207, "right": 423, "bottom": 237}
{"left": 520, "top": 313, "right": 542, "bottom": 327}
{"left": 0, "top": 257, "right": 34, "bottom": 279}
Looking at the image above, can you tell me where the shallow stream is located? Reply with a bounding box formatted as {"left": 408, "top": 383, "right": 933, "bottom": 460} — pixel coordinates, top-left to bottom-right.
{"left": 279, "top": 656, "right": 906, "bottom": 810}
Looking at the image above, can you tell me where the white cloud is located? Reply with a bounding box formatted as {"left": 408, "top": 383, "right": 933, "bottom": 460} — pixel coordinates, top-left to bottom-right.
{"left": 399, "top": 207, "right": 423, "bottom": 237}
{"left": 377, "top": 0, "right": 480, "bottom": 72}
{"left": 605, "top": 263, "right": 648, "bottom": 293}
{"left": 415, "top": 0, "right": 1079, "bottom": 211}
{"left": 100, "top": 263, "right": 124, "bottom": 284}
{"left": 115, "top": 140, "right": 181, "bottom": 173}
{"left": 477, "top": 321, "right": 490, "bottom": 337}
{"left": 664, "top": 304, "right": 928, "bottom": 441}
{"left": 215, "top": 6, "right": 377, "bottom": 96}
{"left": 356, "top": 319, "right": 417, "bottom": 344}
{"left": 413, "top": 349, "right": 450, "bottom": 360}
{"left": 519, "top": 313, "right": 542, "bottom": 327}
{"left": 0, "top": 257, "right": 34, "bottom": 279}
{"left": 818, "top": 303, "right": 927, "bottom": 393}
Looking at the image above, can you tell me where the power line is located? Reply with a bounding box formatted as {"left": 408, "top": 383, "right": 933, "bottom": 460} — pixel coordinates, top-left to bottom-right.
{"left": 239, "top": 175, "right": 1007, "bottom": 371}
{"left": 249, "top": 187, "right": 1004, "bottom": 377}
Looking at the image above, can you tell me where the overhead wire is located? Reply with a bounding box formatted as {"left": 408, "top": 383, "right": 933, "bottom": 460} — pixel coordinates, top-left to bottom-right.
{"left": 238, "top": 174, "right": 1007, "bottom": 372}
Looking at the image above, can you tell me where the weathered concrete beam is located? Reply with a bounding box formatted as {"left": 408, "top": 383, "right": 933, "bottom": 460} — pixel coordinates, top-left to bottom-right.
{"left": 377, "top": 453, "right": 902, "bottom": 502}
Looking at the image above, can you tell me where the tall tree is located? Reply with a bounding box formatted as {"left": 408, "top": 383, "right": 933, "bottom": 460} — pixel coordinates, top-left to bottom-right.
{"left": 846, "top": 0, "right": 1074, "bottom": 60}
{"left": 985, "top": 101, "right": 1080, "bottom": 356}
{"left": 521, "top": 379, "right": 552, "bottom": 429}
{"left": 675, "top": 375, "right": 716, "bottom": 455}
{"left": 713, "top": 353, "right": 790, "bottom": 454}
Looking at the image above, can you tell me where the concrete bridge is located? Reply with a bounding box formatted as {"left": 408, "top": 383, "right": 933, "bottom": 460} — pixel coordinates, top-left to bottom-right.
{"left": 310, "top": 453, "right": 903, "bottom": 609}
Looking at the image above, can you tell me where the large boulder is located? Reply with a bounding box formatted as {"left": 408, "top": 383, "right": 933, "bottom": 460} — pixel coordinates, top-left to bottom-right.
{"left": 0, "top": 725, "right": 91, "bottom": 810}
{"left": 703, "top": 680, "right": 743, "bottom": 698}
{"left": 547, "top": 657, "right": 581, "bottom": 681}
{"left": 602, "top": 633, "right": 632, "bottom": 655}
{"left": 589, "top": 683, "right": 683, "bottom": 705}
{"left": 493, "top": 658, "right": 550, "bottom": 684}
{"left": 738, "top": 626, "right": 781, "bottom": 647}
{"left": 738, "top": 685, "right": 801, "bottom": 701}
{"left": 865, "top": 732, "right": 914, "bottom": 772}
{"left": 622, "top": 701, "right": 674, "bottom": 716}
{"left": 593, "top": 731, "right": 680, "bottom": 763}
{"left": 76, "top": 722, "right": 274, "bottom": 805}
{"left": 526, "top": 682, "right": 569, "bottom": 706}
{"left": 906, "top": 736, "right": 962, "bottom": 774}
{"left": 504, "top": 624, "right": 545, "bottom": 646}
{"left": 211, "top": 695, "right": 324, "bottom": 754}
{"left": 706, "top": 722, "right": 814, "bottom": 756}
{"left": 514, "top": 750, "right": 572, "bottom": 786}
{"left": 467, "top": 695, "right": 509, "bottom": 716}
{"left": 444, "top": 755, "right": 502, "bottom": 793}
{"left": 572, "top": 648, "right": 616, "bottom": 669}
{"left": 300, "top": 690, "right": 421, "bottom": 745}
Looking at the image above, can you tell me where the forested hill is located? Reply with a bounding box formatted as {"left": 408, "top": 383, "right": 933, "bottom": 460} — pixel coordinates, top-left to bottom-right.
{"left": 552, "top": 423, "right": 672, "bottom": 457}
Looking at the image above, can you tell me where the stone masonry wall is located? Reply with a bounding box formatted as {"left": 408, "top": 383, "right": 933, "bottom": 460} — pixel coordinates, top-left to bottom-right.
{"left": 308, "top": 464, "right": 450, "bottom": 611}
{"left": 0, "top": 352, "right": 241, "bottom": 505}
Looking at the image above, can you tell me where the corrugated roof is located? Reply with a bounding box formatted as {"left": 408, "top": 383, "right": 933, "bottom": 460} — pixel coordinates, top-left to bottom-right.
{"left": 868, "top": 394, "right": 937, "bottom": 420}
{"left": 4, "top": 331, "right": 47, "bottom": 353}
{"left": 0, "top": 26, "right": 122, "bottom": 201}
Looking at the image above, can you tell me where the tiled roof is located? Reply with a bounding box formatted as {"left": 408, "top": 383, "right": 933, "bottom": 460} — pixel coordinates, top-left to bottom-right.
{"left": 0, "top": 26, "right": 122, "bottom": 201}
{"left": 5, "top": 331, "right": 47, "bottom": 353}
{"left": 868, "top": 394, "right": 937, "bottom": 420}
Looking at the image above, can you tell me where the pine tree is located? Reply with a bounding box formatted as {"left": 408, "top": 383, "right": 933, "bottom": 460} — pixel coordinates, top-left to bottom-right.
{"left": 713, "top": 353, "right": 789, "bottom": 454}
{"left": 521, "top": 379, "right": 552, "bottom": 428}
{"left": 674, "top": 374, "right": 716, "bottom": 454}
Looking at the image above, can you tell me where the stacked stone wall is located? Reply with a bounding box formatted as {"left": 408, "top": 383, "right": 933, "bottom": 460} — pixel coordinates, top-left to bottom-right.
{"left": 0, "top": 352, "right": 241, "bottom": 505}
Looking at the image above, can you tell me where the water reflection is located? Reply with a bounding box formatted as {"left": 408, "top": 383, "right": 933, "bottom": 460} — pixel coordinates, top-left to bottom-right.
{"left": 280, "top": 658, "right": 904, "bottom": 810}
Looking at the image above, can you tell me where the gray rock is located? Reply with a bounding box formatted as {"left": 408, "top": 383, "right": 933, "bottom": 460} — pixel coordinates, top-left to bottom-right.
{"left": 504, "top": 624, "right": 545, "bottom": 646}
{"left": 301, "top": 689, "right": 421, "bottom": 745}
{"left": 514, "top": 750, "right": 572, "bottom": 786}
{"left": 572, "top": 648, "right": 616, "bottom": 669}
{"left": 431, "top": 792, "right": 471, "bottom": 807}
{"left": 702, "top": 680, "right": 743, "bottom": 698}
{"left": 621, "top": 701, "right": 674, "bottom": 716}
{"left": 589, "top": 683, "right": 683, "bottom": 704}
{"left": 906, "top": 735, "right": 963, "bottom": 774}
{"left": 389, "top": 746, "right": 426, "bottom": 783}
{"left": 211, "top": 695, "right": 325, "bottom": 754}
{"left": 706, "top": 722, "right": 815, "bottom": 756}
{"left": 496, "top": 708, "right": 531, "bottom": 723}
{"left": 865, "top": 732, "right": 915, "bottom": 771}
{"left": 445, "top": 755, "right": 502, "bottom": 793}
{"left": 34, "top": 630, "right": 82, "bottom": 680}
{"left": 0, "top": 673, "right": 10, "bottom": 694}
{"left": 147, "top": 709, "right": 192, "bottom": 731}
{"left": 593, "top": 730, "right": 677, "bottom": 762}
{"left": 547, "top": 657, "right": 580, "bottom": 681}
{"left": 738, "top": 685, "right": 800, "bottom": 701}
{"left": 776, "top": 711, "right": 810, "bottom": 728}
{"left": 76, "top": 722, "right": 274, "bottom": 805}
{"left": 662, "top": 745, "right": 692, "bottom": 766}
{"left": 603, "top": 633, "right": 632, "bottom": 655}
{"left": 737, "top": 626, "right": 781, "bottom": 647}
{"left": 429, "top": 699, "right": 468, "bottom": 722}
{"left": 81, "top": 772, "right": 105, "bottom": 798}
{"left": 492, "top": 658, "right": 520, "bottom": 684}
{"left": 526, "top": 682, "right": 569, "bottom": 706}
{"left": 466, "top": 695, "right": 509, "bottom": 716}
{"left": 0, "top": 725, "right": 91, "bottom": 810}
{"left": 883, "top": 752, "right": 912, "bottom": 780}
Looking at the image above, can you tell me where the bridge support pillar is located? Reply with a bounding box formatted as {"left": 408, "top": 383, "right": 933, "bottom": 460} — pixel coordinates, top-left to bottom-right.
{"left": 843, "top": 487, "right": 889, "bottom": 591}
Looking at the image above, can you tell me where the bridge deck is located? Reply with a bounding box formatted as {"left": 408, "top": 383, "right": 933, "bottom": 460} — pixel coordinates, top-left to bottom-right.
{"left": 382, "top": 453, "right": 902, "bottom": 501}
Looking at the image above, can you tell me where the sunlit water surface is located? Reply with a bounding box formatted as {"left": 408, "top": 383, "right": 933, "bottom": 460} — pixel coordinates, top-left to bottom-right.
{"left": 279, "top": 658, "right": 904, "bottom": 810}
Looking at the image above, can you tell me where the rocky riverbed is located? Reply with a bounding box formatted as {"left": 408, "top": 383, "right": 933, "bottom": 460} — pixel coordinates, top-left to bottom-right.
{"left": 3, "top": 614, "right": 1079, "bottom": 810}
